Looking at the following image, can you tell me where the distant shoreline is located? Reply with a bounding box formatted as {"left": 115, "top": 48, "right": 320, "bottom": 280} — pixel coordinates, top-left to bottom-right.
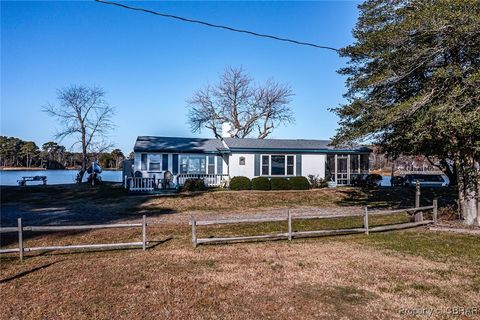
{"left": 0, "top": 167, "right": 47, "bottom": 171}
{"left": 0, "top": 167, "right": 121, "bottom": 171}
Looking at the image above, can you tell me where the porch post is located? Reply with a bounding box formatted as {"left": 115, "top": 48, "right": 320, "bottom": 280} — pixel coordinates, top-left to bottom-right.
{"left": 334, "top": 154, "right": 338, "bottom": 183}
{"left": 358, "top": 154, "right": 361, "bottom": 173}
{"left": 347, "top": 154, "right": 350, "bottom": 185}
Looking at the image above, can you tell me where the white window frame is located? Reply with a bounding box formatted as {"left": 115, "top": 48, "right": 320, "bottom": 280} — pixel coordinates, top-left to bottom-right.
{"left": 148, "top": 154, "right": 162, "bottom": 172}
{"left": 207, "top": 155, "right": 216, "bottom": 175}
{"left": 179, "top": 154, "right": 208, "bottom": 174}
{"left": 260, "top": 154, "right": 296, "bottom": 176}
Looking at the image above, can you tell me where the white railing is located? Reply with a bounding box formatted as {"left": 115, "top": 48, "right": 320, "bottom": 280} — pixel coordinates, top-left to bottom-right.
{"left": 177, "top": 174, "right": 230, "bottom": 187}
{"left": 128, "top": 177, "right": 155, "bottom": 191}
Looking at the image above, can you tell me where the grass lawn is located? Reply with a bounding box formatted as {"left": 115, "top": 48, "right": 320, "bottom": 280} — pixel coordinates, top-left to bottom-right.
{"left": 1, "top": 184, "right": 477, "bottom": 319}
{"left": 0, "top": 183, "right": 458, "bottom": 214}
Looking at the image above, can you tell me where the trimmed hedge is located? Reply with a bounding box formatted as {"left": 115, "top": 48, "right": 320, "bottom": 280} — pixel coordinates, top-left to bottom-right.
{"left": 230, "top": 176, "right": 252, "bottom": 190}
{"left": 289, "top": 176, "right": 310, "bottom": 190}
{"left": 183, "top": 178, "right": 206, "bottom": 191}
{"left": 270, "top": 177, "right": 292, "bottom": 190}
{"left": 252, "top": 177, "right": 271, "bottom": 190}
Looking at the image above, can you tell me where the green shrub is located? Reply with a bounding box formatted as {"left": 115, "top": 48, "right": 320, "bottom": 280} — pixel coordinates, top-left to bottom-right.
{"left": 307, "top": 175, "right": 329, "bottom": 188}
{"left": 183, "top": 178, "right": 206, "bottom": 191}
{"left": 229, "top": 176, "right": 252, "bottom": 190}
{"left": 366, "top": 174, "right": 383, "bottom": 188}
{"left": 270, "top": 177, "right": 291, "bottom": 190}
{"left": 289, "top": 176, "right": 310, "bottom": 190}
{"left": 251, "top": 177, "right": 271, "bottom": 190}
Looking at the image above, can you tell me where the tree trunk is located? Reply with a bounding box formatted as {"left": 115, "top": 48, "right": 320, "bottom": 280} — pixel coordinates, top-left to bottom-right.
{"left": 457, "top": 157, "right": 479, "bottom": 225}
{"left": 78, "top": 127, "right": 88, "bottom": 183}
{"left": 462, "top": 183, "right": 478, "bottom": 225}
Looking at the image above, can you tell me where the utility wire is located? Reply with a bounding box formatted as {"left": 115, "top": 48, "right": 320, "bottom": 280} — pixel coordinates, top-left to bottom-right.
{"left": 94, "top": 0, "right": 339, "bottom": 52}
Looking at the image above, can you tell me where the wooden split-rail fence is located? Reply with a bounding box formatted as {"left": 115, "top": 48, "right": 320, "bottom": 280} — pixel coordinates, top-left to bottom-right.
{"left": 0, "top": 216, "right": 148, "bottom": 261}
{"left": 191, "top": 200, "right": 438, "bottom": 247}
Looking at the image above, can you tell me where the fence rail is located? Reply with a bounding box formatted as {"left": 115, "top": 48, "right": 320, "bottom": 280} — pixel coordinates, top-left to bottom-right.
{"left": 191, "top": 199, "right": 438, "bottom": 247}
{"left": 0, "top": 216, "right": 148, "bottom": 260}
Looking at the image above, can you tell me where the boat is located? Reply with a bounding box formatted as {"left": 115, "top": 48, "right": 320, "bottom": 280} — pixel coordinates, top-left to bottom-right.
{"left": 86, "top": 162, "right": 102, "bottom": 174}
{"left": 86, "top": 162, "right": 102, "bottom": 186}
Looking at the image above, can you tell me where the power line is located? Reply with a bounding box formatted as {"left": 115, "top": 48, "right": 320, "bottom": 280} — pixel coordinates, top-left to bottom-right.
{"left": 94, "top": 0, "right": 339, "bottom": 52}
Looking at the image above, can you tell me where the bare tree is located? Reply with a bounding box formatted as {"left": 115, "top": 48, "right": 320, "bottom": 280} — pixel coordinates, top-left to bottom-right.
{"left": 43, "top": 85, "right": 115, "bottom": 182}
{"left": 187, "top": 67, "right": 294, "bottom": 139}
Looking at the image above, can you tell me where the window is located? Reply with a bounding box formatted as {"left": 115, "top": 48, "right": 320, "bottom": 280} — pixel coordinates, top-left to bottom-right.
{"left": 261, "top": 155, "right": 269, "bottom": 175}
{"left": 239, "top": 157, "right": 246, "bottom": 166}
{"left": 149, "top": 154, "right": 161, "bottom": 171}
{"left": 207, "top": 155, "right": 215, "bottom": 174}
{"left": 261, "top": 155, "right": 295, "bottom": 176}
{"left": 180, "top": 156, "right": 188, "bottom": 174}
{"left": 141, "top": 154, "right": 147, "bottom": 170}
{"left": 179, "top": 155, "right": 206, "bottom": 174}
{"left": 325, "top": 154, "right": 335, "bottom": 181}
{"left": 360, "top": 154, "right": 369, "bottom": 172}
{"left": 271, "top": 155, "right": 286, "bottom": 175}
{"left": 287, "top": 156, "right": 294, "bottom": 175}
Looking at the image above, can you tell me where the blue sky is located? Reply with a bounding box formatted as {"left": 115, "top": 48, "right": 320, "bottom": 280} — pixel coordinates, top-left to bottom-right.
{"left": 1, "top": 1, "right": 360, "bottom": 153}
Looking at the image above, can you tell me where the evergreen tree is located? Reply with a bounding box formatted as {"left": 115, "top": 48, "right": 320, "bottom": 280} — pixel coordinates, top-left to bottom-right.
{"left": 333, "top": 0, "right": 480, "bottom": 225}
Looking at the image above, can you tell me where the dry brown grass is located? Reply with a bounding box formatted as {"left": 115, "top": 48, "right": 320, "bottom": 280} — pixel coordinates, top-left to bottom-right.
{"left": 139, "top": 189, "right": 352, "bottom": 213}
{"left": 1, "top": 224, "right": 479, "bottom": 320}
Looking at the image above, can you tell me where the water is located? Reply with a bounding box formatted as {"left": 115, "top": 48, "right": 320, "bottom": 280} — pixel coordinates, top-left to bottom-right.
{"left": 0, "top": 169, "right": 123, "bottom": 186}
{"left": 380, "top": 174, "right": 450, "bottom": 187}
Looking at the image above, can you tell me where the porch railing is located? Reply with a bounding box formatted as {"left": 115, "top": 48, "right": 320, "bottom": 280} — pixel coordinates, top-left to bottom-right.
{"left": 177, "top": 174, "right": 230, "bottom": 187}
{"left": 126, "top": 174, "right": 230, "bottom": 192}
{"left": 127, "top": 177, "right": 155, "bottom": 191}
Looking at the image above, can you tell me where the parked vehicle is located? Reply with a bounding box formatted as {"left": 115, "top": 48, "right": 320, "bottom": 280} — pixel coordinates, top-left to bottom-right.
{"left": 403, "top": 174, "right": 448, "bottom": 188}
{"left": 351, "top": 174, "right": 369, "bottom": 187}
{"left": 391, "top": 176, "right": 404, "bottom": 187}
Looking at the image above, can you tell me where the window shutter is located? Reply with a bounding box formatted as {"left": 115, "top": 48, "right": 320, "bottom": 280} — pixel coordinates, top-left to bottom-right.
{"left": 172, "top": 154, "right": 178, "bottom": 174}
{"left": 216, "top": 156, "right": 223, "bottom": 175}
{"left": 254, "top": 154, "right": 260, "bottom": 176}
{"left": 162, "top": 154, "right": 169, "bottom": 171}
{"left": 296, "top": 154, "right": 302, "bottom": 176}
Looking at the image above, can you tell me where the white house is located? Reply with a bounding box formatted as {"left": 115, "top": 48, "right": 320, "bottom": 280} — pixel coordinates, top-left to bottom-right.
{"left": 127, "top": 132, "right": 371, "bottom": 191}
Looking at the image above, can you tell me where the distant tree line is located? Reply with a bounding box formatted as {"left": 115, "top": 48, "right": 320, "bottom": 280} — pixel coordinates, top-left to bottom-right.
{"left": 0, "top": 136, "right": 130, "bottom": 170}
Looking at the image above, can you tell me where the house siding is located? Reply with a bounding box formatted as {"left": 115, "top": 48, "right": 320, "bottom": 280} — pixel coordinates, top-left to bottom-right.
{"left": 229, "top": 153, "right": 256, "bottom": 179}
{"left": 301, "top": 154, "right": 326, "bottom": 178}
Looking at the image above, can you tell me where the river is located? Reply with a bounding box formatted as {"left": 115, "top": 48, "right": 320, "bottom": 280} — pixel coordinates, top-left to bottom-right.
{"left": 0, "top": 169, "right": 123, "bottom": 186}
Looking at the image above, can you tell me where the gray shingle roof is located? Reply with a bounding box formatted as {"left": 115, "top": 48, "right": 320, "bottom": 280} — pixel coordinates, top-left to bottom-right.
{"left": 134, "top": 136, "right": 370, "bottom": 153}
{"left": 223, "top": 137, "right": 332, "bottom": 150}
{"left": 134, "top": 136, "right": 225, "bottom": 153}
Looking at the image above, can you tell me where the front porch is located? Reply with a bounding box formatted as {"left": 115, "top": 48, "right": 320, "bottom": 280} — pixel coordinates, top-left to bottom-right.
{"left": 125, "top": 174, "right": 230, "bottom": 193}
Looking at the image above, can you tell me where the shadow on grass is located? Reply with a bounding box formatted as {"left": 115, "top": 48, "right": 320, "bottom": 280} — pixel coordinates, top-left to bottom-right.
{"left": 0, "top": 260, "right": 64, "bottom": 283}
{"left": 0, "top": 183, "right": 181, "bottom": 246}
{"left": 334, "top": 186, "right": 457, "bottom": 209}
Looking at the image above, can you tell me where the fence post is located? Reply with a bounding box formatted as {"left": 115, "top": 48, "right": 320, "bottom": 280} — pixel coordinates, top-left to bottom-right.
{"left": 288, "top": 209, "right": 292, "bottom": 241}
{"left": 433, "top": 199, "right": 438, "bottom": 223}
{"left": 18, "top": 218, "right": 24, "bottom": 261}
{"left": 415, "top": 180, "right": 420, "bottom": 208}
{"left": 142, "top": 215, "right": 147, "bottom": 251}
{"left": 192, "top": 216, "right": 197, "bottom": 248}
{"left": 364, "top": 207, "right": 369, "bottom": 235}
{"left": 414, "top": 181, "right": 423, "bottom": 222}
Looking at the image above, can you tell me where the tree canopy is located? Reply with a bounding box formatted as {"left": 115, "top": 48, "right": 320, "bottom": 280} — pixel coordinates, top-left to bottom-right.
{"left": 187, "top": 67, "right": 294, "bottom": 139}
{"left": 333, "top": 0, "right": 480, "bottom": 225}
